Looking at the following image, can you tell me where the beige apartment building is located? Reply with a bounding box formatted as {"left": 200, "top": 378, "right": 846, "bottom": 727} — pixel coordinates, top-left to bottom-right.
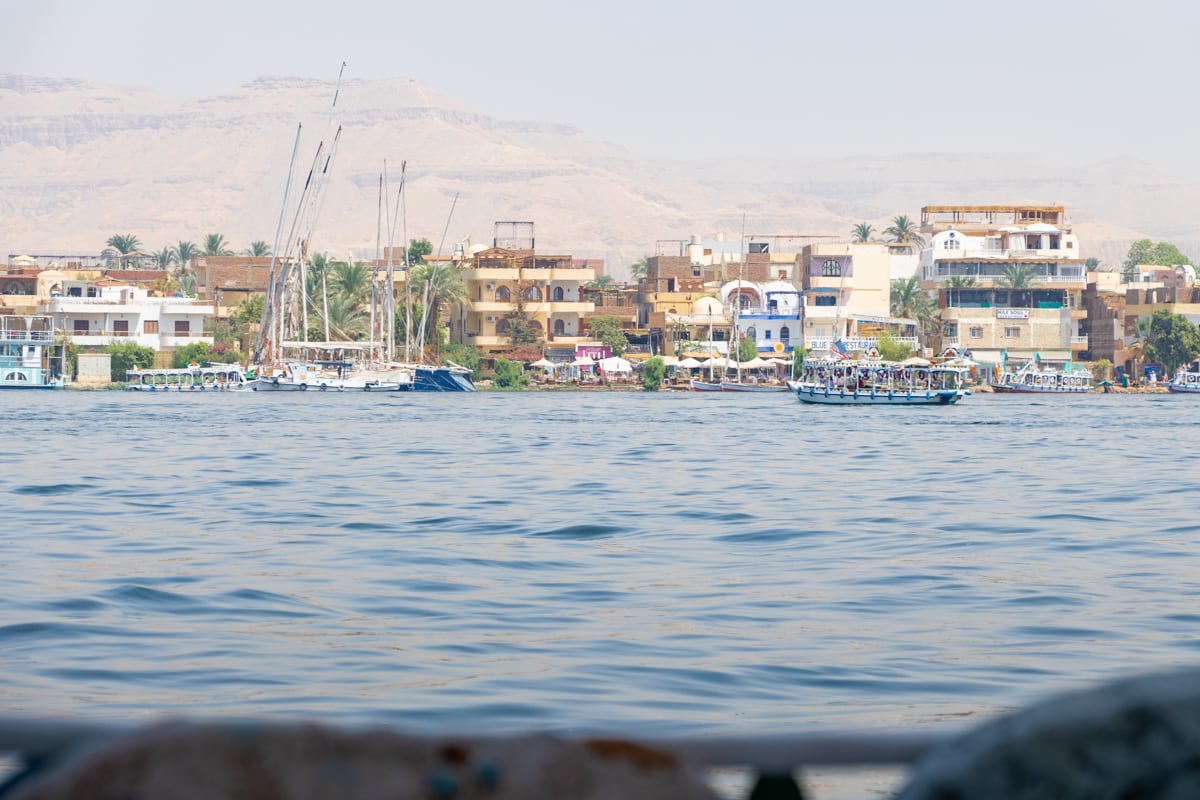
{"left": 800, "top": 242, "right": 917, "bottom": 354}
{"left": 921, "top": 204, "right": 1087, "bottom": 369}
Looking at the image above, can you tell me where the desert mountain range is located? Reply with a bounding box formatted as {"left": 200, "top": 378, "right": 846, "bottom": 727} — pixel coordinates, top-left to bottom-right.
{"left": 3, "top": 73, "right": 1198, "bottom": 280}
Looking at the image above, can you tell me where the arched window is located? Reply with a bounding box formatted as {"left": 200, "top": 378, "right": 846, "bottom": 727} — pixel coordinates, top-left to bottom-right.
{"left": 942, "top": 238, "right": 961, "bottom": 250}
{"left": 745, "top": 326, "right": 756, "bottom": 342}
{"left": 553, "top": 319, "right": 565, "bottom": 335}
{"left": 524, "top": 286, "right": 542, "bottom": 301}
{"left": 780, "top": 325, "right": 791, "bottom": 344}
{"left": 552, "top": 286, "right": 564, "bottom": 301}
{"left": 495, "top": 318, "right": 511, "bottom": 335}
{"left": 821, "top": 259, "right": 842, "bottom": 277}
{"left": 495, "top": 285, "right": 511, "bottom": 302}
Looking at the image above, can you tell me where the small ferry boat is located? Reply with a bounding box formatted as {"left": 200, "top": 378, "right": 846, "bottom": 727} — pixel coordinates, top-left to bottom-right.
{"left": 1166, "top": 363, "right": 1200, "bottom": 394}
{"left": 127, "top": 364, "right": 249, "bottom": 391}
{"left": 793, "top": 356, "right": 968, "bottom": 405}
{"left": 993, "top": 362, "right": 1092, "bottom": 394}
{"left": 0, "top": 315, "right": 65, "bottom": 389}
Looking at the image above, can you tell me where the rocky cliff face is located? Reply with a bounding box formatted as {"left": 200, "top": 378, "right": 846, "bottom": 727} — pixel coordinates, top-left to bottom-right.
{"left": 3, "top": 73, "right": 1197, "bottom": 276}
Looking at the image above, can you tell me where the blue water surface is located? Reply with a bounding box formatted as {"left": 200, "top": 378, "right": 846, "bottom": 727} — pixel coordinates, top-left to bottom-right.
{"left": 1, "top": 390, "right": 1198, "bottom": 741}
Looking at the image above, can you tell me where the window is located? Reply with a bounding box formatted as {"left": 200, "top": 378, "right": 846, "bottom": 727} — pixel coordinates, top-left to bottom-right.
{"left": 73, "top": 319, "right": 88, "bottom": 334}
{"left": 495, "top": 319, "right": 511, "bottom": 335}
{"left": 553, "top": 319, "right": 565, "bottom": 335}
{"left": 780, "top": 326, "right": 791, "bottom": 344}
{"left": 943, "top": 322, "right": 958, "bottom": 338}
{"left": 745, "top": 326, "right": 756, "bottom": 341}
{"left": 1005, "top": 327, "right": 1020, "bottom": 338}
{"left": 144, "top": 320, "right": 159, "bottom": 334}
{"left": 552, "top": 286, "right": 565, "bottom": 301}
{"left": 764, "top": 330, "right": 772, "bottom": 340}
{"left": 942, "top": 238, "right": 961, "bottom": 250}
{"left": 815, "top": 296, "right": 837, "bottom": 307}
{"left": 113, "top": 320, "right": 129, "bottom": 337}
{"left": 969, "top": 326, "right": 983, "bottom": 338}
{"left": 495, "top": 286, "right": 511, "bottom": 302}
{"left": 692, "top": 267, "right": 701, "bottom": 277}
{"left": 523, "top": 286, "right": 542, "bottom": 301}
{"left": 174, "top": 320, "right": 190, "bottom": 335}
{"left": 821, "top": 259, "right": 841, "bottom": 277}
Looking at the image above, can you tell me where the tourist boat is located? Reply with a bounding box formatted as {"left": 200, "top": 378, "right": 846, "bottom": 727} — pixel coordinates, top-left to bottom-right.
{"left": 247, "top": 344, "right": 413, "bottom": 392}
{"left": 1166, "top": 363, "right": 1200, "bottom": 393}
{"left": 127, "top": 364, "right": 248, "bottom": 391}
{"left": 689, "top": 378, "right": 723, "bottom": 392}
{"left": 0, "top": 315, "right": 65, "bottom": 389}
{"left": 793, "top": 356, "right": 969, "bottom": 405}
{"left": 993, "top": 362, "right": 1092, "bottom": 393}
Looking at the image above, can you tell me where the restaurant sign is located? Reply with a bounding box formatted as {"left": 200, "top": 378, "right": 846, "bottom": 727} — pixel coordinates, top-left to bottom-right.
{"left": 576, "top": 344, "right": 612, "bottom": 360}
{"left": 995, "top": 308, "right": 1029, "bottom": 319}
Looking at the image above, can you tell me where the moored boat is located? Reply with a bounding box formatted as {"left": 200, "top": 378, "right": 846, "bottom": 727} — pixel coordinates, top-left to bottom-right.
{"left": 689, "top": 378, "right": 723, "bottom": 392}
{"left": 127, "top": 364, "right": 248, "bottom": 391}
{"left": 720, "top": 380, "right": 789, "bottom": 392}
{"left": 993, "top": 362, "right": 1092, "bottom": 394}
{"left": 1166, "top": 362, "right": 1200, "bottom": 393}
{"left": 0, "top": 315, "right": 65, "bottom": 389}
{"left": 793, "top": 356, "right": 968, "bottom": 405}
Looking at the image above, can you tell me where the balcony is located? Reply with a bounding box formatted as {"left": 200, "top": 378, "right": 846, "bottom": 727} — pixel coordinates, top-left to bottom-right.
{"left": 1070, "top": 335, "right": 1088, "bottom": 350}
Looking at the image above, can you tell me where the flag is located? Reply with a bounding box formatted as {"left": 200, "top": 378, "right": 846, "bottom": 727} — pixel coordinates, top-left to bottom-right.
{"left": 830, "top": 339, "right": 850, "bottom": 360}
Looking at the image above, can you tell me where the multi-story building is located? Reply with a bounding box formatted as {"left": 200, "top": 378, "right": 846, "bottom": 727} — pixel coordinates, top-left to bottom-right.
{"left": 800, "top": 242, "right": 915, "bottom": 353}
{"left": 193, "top": 256, "right": 275, "bottom": 318}
{"left": 921, "top": 204, "right": 1087, "bottom": 369}
{"left": 44, "top": 282, "right": 214, "bottom": 355}
{"left": 449, "top": 222, "right": 596, "bottom": 358}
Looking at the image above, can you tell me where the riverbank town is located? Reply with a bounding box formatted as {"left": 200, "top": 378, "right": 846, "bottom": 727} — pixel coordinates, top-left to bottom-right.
{"left": 3, "top": 205, "right": 1197, "bottom": 389}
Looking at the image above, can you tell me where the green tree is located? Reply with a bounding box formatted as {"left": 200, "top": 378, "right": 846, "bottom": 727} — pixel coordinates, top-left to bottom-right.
{"left": 791, "top": 346, "right": 810, "bottom": 375}
{"left": 230, "top": 295, "right": 264, "bottom": 328}
{"left": 152, "top": 246, "right": 176, "bottom": 270}
{"left": 1085, "top": 257, "right": 1101, "bottom": 270}
{"left": 172, "top": 342, "right": 238, "bottom": 368}
{"left": 874, "top": 330, "right": 912, "bottom": 361}
{"left": 245, "top": 240, "right": 271, "bottom": 256}
{"left": 1123, "top": 238, "right": 1192, "bottom": 280}
{"left": 884, "top": 215, "right": 926, "bottom": 252}
{"left": 642, "top": 356, "right": 665, "bottom": 391}
{"left": 203, "top": 233, "right": 233, "bottom": 257}
{"left": 1145, "top": 309, "right": 1200, "bottom": 375}
{"left": 440, "top": 342, "right": 482, "bottom": 379}
{"left": 106, "top": 234, "right": 141, "bottom": 254}
{"left": 174, "top": 241, "right": 200, "bottom": 270}
{"left": 996, "top": 263, "right": 1037, "bottom": 290}
{"left": 105, "top": 340, "right": 155, "bottom": 382}
{"left": 492, "top": 357, "right": 526, "bottom": 389}
{"left": 319, "top": 292, "right": 369, "bottom": 340}
{"left": 851, "top": 223, "right": 874, "bottom": 243}
{"left": 890, "top": 276, "right": 937, "bottom": 346}
{"left": 586, "top": 275, "right": 616, "bottom": 289}
{"left": 587, "top": 315, "right": 628, "bottom": 357}
{"left": 328, "top": 261, "right": 372, "bottom": 307}
{"left": 736, "top": 335, "right": 757, "bottom": 362}
{"left": 411, "top": 262, "right": 467, "bottom": 356}
{"left": 407, "top": 238, "right": 433, "bottom": 266}
{"left": 629, "top": 256, "right": 649, "bottom": 280}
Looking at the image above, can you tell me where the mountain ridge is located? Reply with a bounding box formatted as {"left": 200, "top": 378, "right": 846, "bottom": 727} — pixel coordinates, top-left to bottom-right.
{"left": 4, "top": 73, "right": 1198, "bottom": 276}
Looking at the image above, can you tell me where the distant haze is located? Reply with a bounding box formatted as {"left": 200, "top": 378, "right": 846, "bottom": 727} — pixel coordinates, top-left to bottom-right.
{"left": 3, "top": 71, "right": 1200, "bottom": 279}
{"left": 6, "top": 0, "right": 1199, "bottom": 172}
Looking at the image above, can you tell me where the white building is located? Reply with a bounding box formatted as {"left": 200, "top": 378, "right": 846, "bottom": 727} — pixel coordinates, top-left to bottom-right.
{"left": 45, "top": 285, "right": 214, "bottom": 351}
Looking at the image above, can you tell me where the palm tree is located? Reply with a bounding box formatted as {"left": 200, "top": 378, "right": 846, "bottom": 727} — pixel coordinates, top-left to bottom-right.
{"left": 851, "top": 223, "right": 874, "bottom": 243}
{"left": 107, "top": 234, "right": 141, "bottom": 254}
{"left": 890, "top": 276, "right": 937, "bottom": 346}
{"left": 320, "top": 292, "right": 369, "bottom": 341}
{"left": 629, "top": 256, "right": 649, "bottom": 281}
{"left": 174, "top": 240, "right": 200, "bottom": 268}
{"left": 152, "top": 246, "right": 176, "bottom": 270}
{"left": 942, "top": 275, "right": 977, "bottom": 313}
{"left": 328, "top": 261, "right": 372, "bottom": 308}
{"left": 884, "top": 215, "right": 926, "bottom": 252}
{"left": 411, "top": 262, "right": 468, "bottom": 357}
{"left": 203, "top": 233, "right": 233, "bottom": 257}
{"left": 244, "top": 240, "right": 271, "bottom": 257}
{"left": 996, "top": 263, "right": 1036, "bottom": 289}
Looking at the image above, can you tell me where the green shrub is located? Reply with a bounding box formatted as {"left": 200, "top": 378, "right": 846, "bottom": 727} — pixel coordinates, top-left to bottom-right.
{"left": 106, "top": 341, "right": 155, "bottom": 382}
{"left": 642, "top": 357, "right": 665, "bottom": 391}
{"left": 493, "top": 358, "right": 526, "bottom": 389}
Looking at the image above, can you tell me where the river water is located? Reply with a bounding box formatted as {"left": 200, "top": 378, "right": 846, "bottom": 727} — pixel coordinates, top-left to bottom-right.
{"left": 2, "top": 389, "right": 1198, "bottom": 795}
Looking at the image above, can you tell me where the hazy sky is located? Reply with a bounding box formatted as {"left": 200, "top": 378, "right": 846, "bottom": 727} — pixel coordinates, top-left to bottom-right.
{"left": 7, "top": 0, "right": 1197, "bottom": 170}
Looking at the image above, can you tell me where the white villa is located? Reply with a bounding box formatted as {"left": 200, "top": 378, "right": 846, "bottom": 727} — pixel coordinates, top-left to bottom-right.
{"left": 44, "top": 282, "right": 214, "bottom": 352}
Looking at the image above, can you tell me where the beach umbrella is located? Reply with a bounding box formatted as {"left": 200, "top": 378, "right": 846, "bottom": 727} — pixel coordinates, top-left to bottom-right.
{"left": 570, "top": 355, "right": 595, "bottom": 367}
{"left": 679, "top": 357, "right": 702, "bottom": 369}
{"left": 599, "top": 356, "right": 633, "bottom": 373}
{"left": 529, "top": 358, "right": 557, "bottom": 370}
